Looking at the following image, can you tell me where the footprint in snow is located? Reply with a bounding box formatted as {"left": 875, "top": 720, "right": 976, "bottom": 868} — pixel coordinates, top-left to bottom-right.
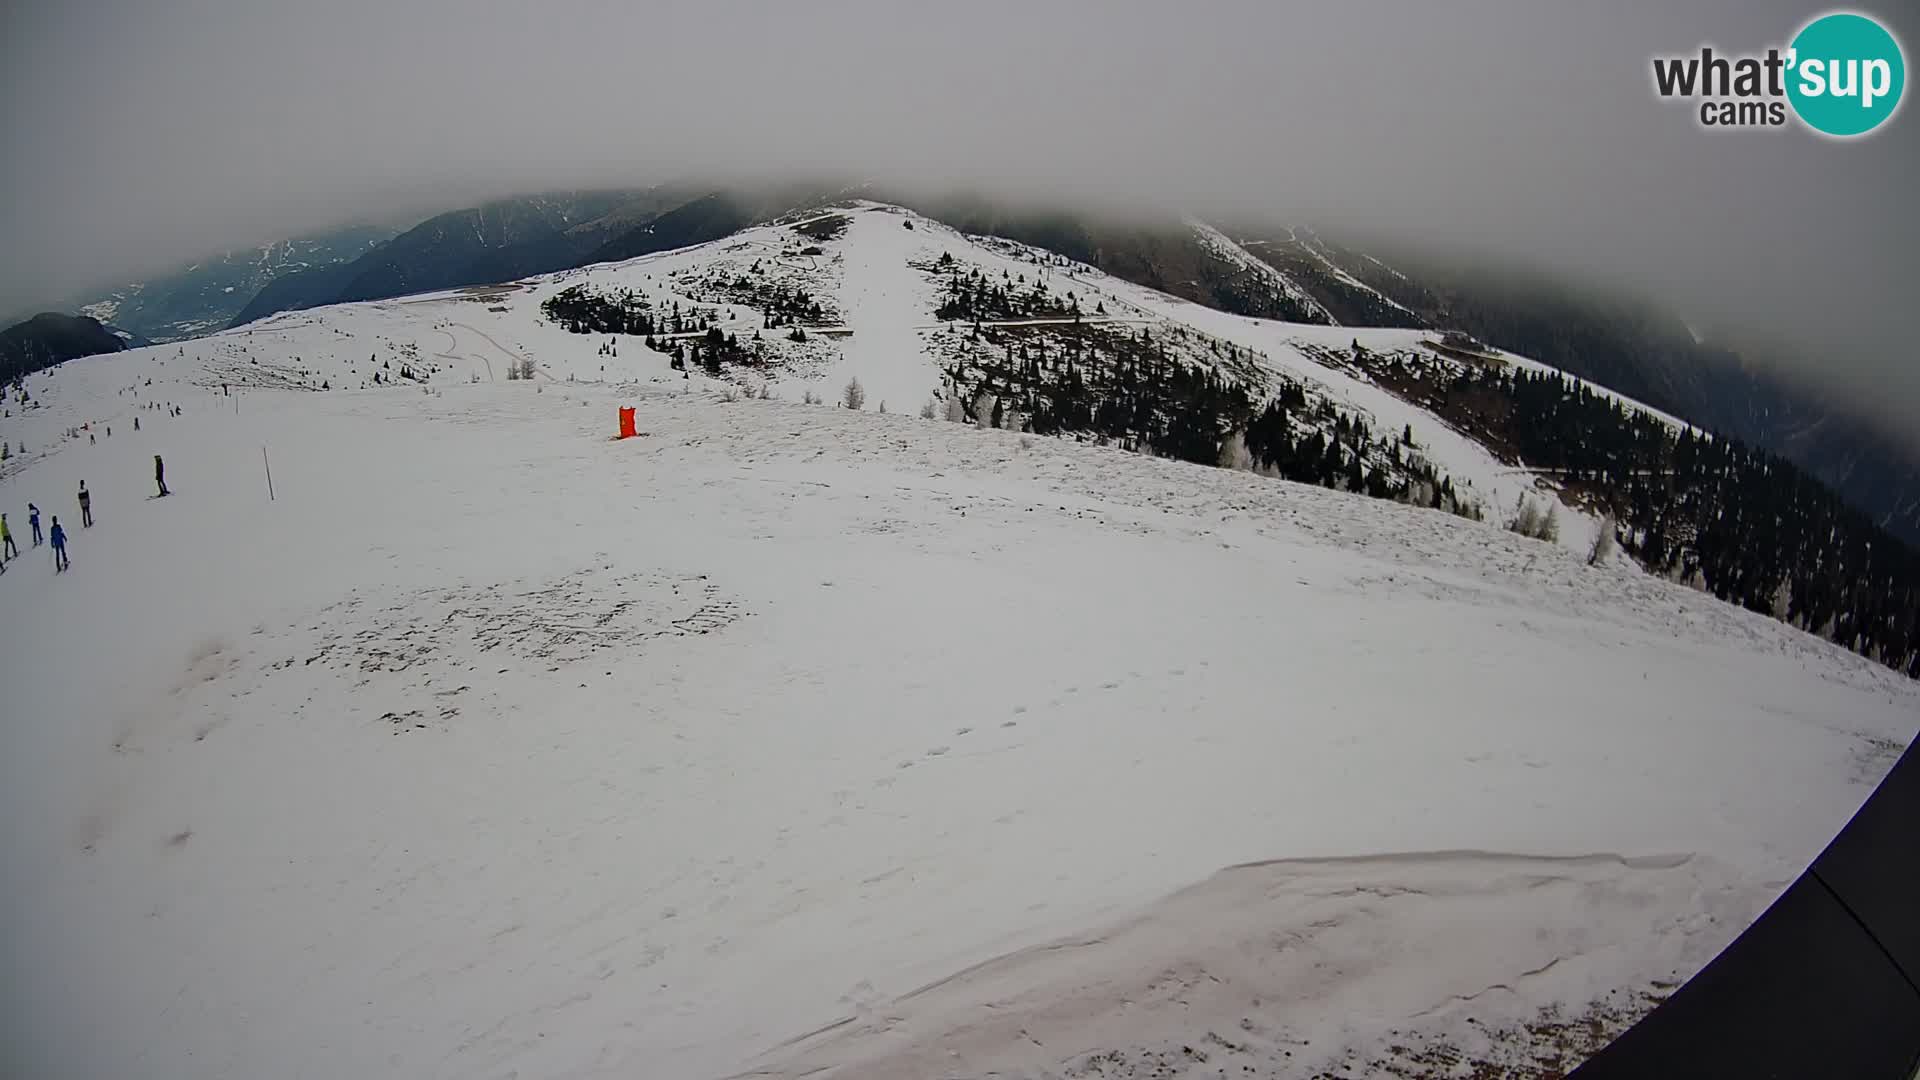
{"left": 926, "top": 746, "right": 950, "bottom": 757}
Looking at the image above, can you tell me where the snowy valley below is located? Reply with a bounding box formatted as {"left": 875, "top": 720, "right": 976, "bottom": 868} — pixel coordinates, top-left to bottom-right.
{"left": 2, "top": 204, "right": 1915, "bottom": 1079}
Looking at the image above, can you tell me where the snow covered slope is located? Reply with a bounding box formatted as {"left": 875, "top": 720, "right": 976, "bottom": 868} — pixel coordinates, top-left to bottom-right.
{"left": 1187, "top": 220, "right": 1334, "bottom": 324}
{"left": 2, "top": 208, "right": 1915, "bottom": 1080}
{"left": 115, "top": 202, "right": 1669, "bottom": 556}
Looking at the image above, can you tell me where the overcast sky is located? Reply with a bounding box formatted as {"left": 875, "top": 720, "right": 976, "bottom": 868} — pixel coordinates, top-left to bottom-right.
{"left": 2, "top": 0, "right": 1915, "bottom": 433}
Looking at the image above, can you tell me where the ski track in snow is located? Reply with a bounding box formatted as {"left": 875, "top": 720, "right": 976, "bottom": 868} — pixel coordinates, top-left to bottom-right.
{"left": 1, "top": 203, "right": 1916, "bottom": 1080}
{"left": 825, "top": 208, "right": 945, "bottom": 413}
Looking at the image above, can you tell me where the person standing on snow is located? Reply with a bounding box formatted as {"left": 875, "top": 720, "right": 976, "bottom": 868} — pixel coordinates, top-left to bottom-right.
{"left": 0, "top": 513, "right": 15, "bottom": 560}
{"left": 49, "top": 517, "right": 68, "bottom": 572}
{"left": 28, "top": 503, "right": 42, "bottom": 546}
{"left": 78, "top": 482, "right": 93, "bottom": 528}
{"left": 154, "top": 455, "right": 169, "bottom": 498}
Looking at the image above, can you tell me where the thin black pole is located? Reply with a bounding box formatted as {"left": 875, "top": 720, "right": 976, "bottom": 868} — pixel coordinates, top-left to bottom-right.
{"left": 262, "top": 445, "right": 275, "bottom": 501}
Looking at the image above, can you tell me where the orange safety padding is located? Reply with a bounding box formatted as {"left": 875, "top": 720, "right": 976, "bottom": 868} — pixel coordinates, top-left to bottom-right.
{"left": 618, "top": 407, "right": 637, "bottom": 439}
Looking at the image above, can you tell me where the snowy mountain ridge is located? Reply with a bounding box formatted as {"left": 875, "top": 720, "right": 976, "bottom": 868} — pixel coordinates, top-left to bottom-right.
{"left": 65, "top": 223, "right": 399, "bottom": 343}
{"left": 1, "top": 202, "right": 1914, "bottom": 1079}
{"left": 23, "top": 202, "right": 1917, "bottom": 676}
{"left": 214, "top": 202, "right": 1685, "bottom": 555}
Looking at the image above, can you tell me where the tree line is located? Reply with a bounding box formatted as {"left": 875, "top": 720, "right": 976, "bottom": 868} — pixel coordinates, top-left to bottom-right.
{"left": 1366, "top": 350, "right": 1919, "bottom": 676}
{"left": 645, "top": 326, "right": 763, "bottom": 375}
{"left": 941, "top": 325, "right": 1482, "bottom": 520}
{"left": 541, "top": 285, "right": 667, "bottom": 337}
{"left": 679, "top": 263, "right": 835, "bottom": 329}
{"left": 934, "top": 255, "right": 1084, "bottom": 323}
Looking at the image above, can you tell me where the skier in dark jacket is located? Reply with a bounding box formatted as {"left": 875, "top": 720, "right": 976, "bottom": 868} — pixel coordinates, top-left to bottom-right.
{"left": 50, "top": 518, "right": 68, "bottom": 572}
{"left": 155, "top": 455, "right": 169, "bottom": 497}
{"left": 78, "top": 482, "right": 93, "bottom": 527}
{"left": 28, "top": 503, "right": 41, "bottom": 546}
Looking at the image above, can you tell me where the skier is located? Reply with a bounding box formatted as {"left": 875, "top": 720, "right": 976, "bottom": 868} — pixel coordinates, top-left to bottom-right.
{"left": 78, "top": 481, "right": 93, "bottom": 528}
{"left": 28, "top": 503, "right": 41, "bottom": 546}
{"left": 49, "top": 517, "right": 68, "bottom": 572}
{"left": 155, "top": 455, "right": 169, "bottom": 497}
{"left": 0, "top": 513, "right": 14, "bottom": 560}
{"left": 134, "top": 416, "right": 140, "bottom": 432}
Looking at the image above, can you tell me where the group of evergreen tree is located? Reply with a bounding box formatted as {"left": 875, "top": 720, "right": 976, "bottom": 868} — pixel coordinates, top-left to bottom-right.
{"left": 934, "top": 256, "right": 1079, "bottom": 323}
{"left": 544, "top": 286, "right": 731, "bottom": 345}
{"left": 541, "top": 285, "right": 661, "bottom": 337}
{"left": 1365, "top": 353, "right": 1920, "bottom": 676}
{"left": 1240, "top": 392, "right": 1474, "bottom": 514}
{"left": 941, "top": 325, "right": 1478, "bottom": 519}
{"left": 647, "top": 326, "right": 759, "bottom": 375}
{"left": 791, "top": 214, "right": 849, "bottom": 242}
{"left": 679, "top": 264, "right": 835, "bottom": 329}
{"left": 754, "top": 285, "right": 828, "bottom": 329}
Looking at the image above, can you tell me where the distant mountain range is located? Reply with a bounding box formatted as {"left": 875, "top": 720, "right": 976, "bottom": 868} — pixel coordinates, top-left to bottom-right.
{"left": 227, "top": 184, "right": 855, "bottom": 330}
{"left": 66, "top": 224, "right": 397, "bottom": 342}
{"left": 228, "top": 188, "right": 711, "bottom": 327}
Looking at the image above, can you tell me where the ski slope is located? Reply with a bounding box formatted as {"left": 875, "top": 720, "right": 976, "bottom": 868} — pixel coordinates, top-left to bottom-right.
{"left": 2, "top": 209, "right": 1916, "bottom": 1079}
{"left": 65, "top": 203, "right": 1677, "bottom": 555}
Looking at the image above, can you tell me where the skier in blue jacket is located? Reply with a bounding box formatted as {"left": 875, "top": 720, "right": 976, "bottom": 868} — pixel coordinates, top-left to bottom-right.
{"left": 27, "top": 503, "right": 40, "bottom": 546}
{"left": 49, "top": 517, "right": 68, "bottom": 572}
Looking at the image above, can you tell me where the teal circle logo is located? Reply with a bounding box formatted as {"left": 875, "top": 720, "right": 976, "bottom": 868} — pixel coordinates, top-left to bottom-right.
{"left": 1787, "top": 12, "right": 1905, "bottom": 136}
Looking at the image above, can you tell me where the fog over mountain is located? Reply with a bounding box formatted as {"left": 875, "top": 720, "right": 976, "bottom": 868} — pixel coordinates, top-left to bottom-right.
{"left": 2, "top": 0, "right": 1915, "bottom": 442}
